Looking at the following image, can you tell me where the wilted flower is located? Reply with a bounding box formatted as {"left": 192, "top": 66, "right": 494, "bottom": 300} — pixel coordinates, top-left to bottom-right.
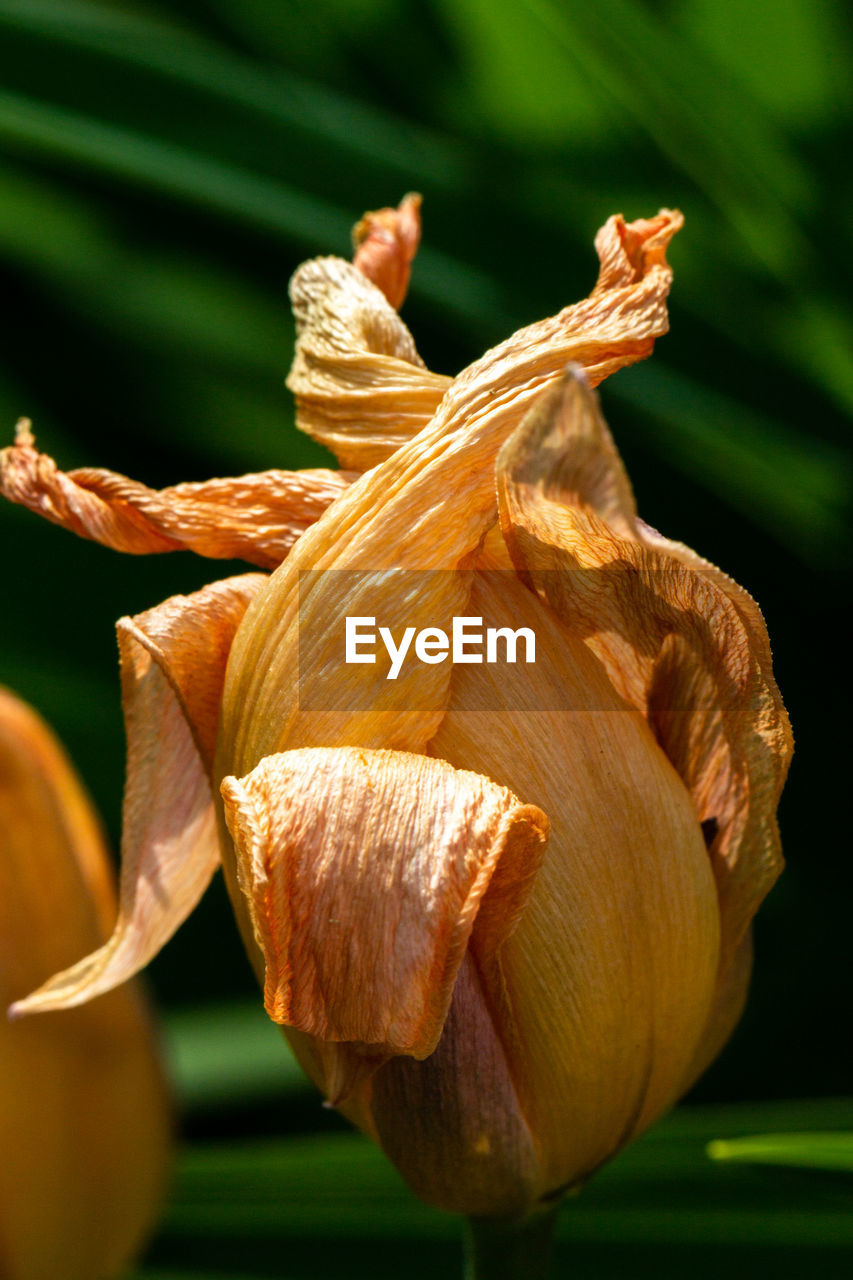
{"left": 0, "top": 199, "right": 791, "bottom": 1222}
{"left": 0, "top": 688, "right": 170, "bottom": 1280}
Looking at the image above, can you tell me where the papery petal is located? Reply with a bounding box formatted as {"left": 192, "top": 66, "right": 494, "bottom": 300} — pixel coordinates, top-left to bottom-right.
{"left": 224, "top": 211, "right": 683, "bottom": 775}
{"left": 496, "top": 369, "right": 792, "bottom": 968}
{"left": 352, "top": 192, "right": 422, "bottom": 310}
{"left": 428, "top": 569, "right": 721, "bottom": 1188}
{"left": 11, "top": 575, "right": 265, "bottom": 1013}
{"left": 0, "top": 689, "right": 170, "bottom": 1280}
{"left": 220, "top": 746, "right": 548, "bottom": 1098}
{"left": 370, "top": 953, "right": 540, "bottom": 1217}
{"left": 286, "top": 256, "right": 451, "bottom": 470}
{"left": 0, "top": 421, "right": 349, "bottom": 568}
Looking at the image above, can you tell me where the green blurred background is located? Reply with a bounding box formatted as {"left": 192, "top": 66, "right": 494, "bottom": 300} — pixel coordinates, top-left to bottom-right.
{"left": 1, "top": 1, "right": 851, "bottom": 1276}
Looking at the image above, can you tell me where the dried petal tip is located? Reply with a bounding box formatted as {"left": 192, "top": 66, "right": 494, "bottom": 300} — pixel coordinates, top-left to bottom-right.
{"left": 594, "top": 208, "right": 684, "bottom": 294}
{"left": 352, "top": 192, "right": 422, "bottom": 309}
{"left": 14, "top": 417, "right": 34, "bottom": 448}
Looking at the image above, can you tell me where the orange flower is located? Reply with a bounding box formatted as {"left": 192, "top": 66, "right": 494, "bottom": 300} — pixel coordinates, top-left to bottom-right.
{"left": 0, "top": 688, "right": 170, "bottom": 1280}
{"left": 0, "top": 199, "right": 791, "bottom": 1219}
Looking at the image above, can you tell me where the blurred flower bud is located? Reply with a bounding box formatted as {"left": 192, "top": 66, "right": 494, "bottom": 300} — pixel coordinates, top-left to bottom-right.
{"left": 0, "top": 689, "right": 171, "bottom": 1280}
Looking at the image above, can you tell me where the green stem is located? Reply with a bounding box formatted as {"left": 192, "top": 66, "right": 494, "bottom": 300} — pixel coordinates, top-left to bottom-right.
{"left": 463, "top": 1205, "right": 560, "bottom": 1280}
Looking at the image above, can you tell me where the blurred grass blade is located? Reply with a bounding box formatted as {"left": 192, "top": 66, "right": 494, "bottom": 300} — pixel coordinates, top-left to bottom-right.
{"left": 518, "top": 0, "right": 815, "bottom": 277}
{"left": 709, "top": 1133, "right": 853, "bottom": 1172}
{"left": 162, "top": 1001, "right": 309, "bottom": 1109}
{"left": 607, "top": 363, "right": 852, "bottom": 566}
{"left": 0, "top": 0, "right": 467, "bottom": 187}
{"left": 0, "top": 165, "right": 289, "bottom": 377}
{"left": 155, "top": 1100, "right": 853, "bottom": 1248}
{"left": 0, "top": 87, "right": 353, "bottom": 247}
{"left": 0, "top": 88, "right": 502, "bottom": 326}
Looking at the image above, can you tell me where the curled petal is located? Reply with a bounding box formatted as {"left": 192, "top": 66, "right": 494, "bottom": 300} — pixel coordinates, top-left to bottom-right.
{"left": 429, "top": 569, "right": 721, "bottom": 1186}
{"left": 12, "top": 575, "right": 265, "bottom": 1014}
{"left": 497, "top": 369, "right": 793, "bottom": 968}
{"left": 370, "top": 954, "right": 540, "bottom": 1217}
{"left": 0, "top": 421, "right": 350, "bottom": 568}
{"left": 352, "top": 192, "right": 422, "bottom": 310}
{"left": 220, "top": 747, "right": 548, "bottom": 1098}
{"left": 286, "top": 257, "right": 451, "bottom": 470}
{"left": 224, "top": 211, "right": 683, "bottom": 773}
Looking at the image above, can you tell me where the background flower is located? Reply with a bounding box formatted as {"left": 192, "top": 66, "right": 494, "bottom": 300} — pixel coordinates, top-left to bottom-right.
{"left": 0, "top": 688, "right": 170, "bottom": 1280}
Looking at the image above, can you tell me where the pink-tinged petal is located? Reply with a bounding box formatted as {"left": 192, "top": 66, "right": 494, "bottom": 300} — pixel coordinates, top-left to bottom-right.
{"left": 286, "top": 256, "right": 451, "bottom": 470}
{"left": 369, "top": 954, "right": 540, "bottom": 1217}
{"left": 352, "top": 192, "right": 422, "bottom": 310}
{"left": 497, "top": 369, "right": 792, "bottom": 969}
{"left": 0, "top": 420, "right": 350, "bottom": 568}
{"left": 220, "top": 747, "right": 548, "bottom": 1096}
{"left": 224, "top": 212, "right": 683, "bottom": 774}
{"left": 11, "top": 575, "right": 265, "bottom": 1014}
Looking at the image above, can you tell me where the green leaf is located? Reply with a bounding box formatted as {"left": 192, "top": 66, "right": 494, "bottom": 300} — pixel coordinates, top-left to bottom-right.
{"left": 162, "top": 1000, "right": 310, "bottom": 1109}
{"left": 708, "top": 1133, "right": 853, "bottom": 1172}
{"left": 0, "top": 0, "right": 468, "bottom": 188}
{"left": 0, "top": 87, "right": 354, "bottom": 249}
{"left": 605, "top": 362, "right": 852, "bottom": 566}
{"left": 0, "top": 87, "right": 502, "bottom": 328}
{"left": 516, "top": 0, "right": 816, "bottom": 278}
{"left": 157, "top": 1099, "right": 853, "bottom": 1244}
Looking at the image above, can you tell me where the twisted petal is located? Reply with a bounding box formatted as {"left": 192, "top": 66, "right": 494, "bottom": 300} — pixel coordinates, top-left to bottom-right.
{"left": 12, "top": 575, "right": 265, "bottom": 1014}
{"left": 352, "top": 192, "right": 422, "bottom": 310}
{"left": 220, "top": 747, "right": 548, "bottom": 1101}
{"left": 0, "top": 421, "right": 349, "bottom": 567}
{"left": 286, "top": 256, "right": 451, "bottom": 470}
{"left": 497, "top": 369, "right": 793, "bottom": 969}
{"left": 286, "top": 209, "right": 680, "bottom": 474}
{"left": 224, "top": 211, "right": 684, "bottom": 774}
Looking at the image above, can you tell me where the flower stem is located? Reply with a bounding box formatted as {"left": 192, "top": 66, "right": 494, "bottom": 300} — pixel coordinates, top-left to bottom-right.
{"left": 463, "top": 1205, "right": 560, "bottom": 1280}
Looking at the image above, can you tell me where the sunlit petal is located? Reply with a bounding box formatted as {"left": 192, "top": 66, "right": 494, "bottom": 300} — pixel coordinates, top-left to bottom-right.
{"left": 429, "top": 569, "right": 721, "bottom": 1186}
{"left": 12, "top": 575, "right": 264, "bottom": 1012}
{"left": 0, "top": 420, "right": 349, "bottom": 567}
{"left": 224, "top": 211, "right": 683, "bottom": 776}
{"left": 497, "top": 369, "right": 793, "bottom": 968}
{"left": 220, "top": 746, "right": 547, "bottom": 1099}
{"left": 286, "top": 256, "right": 451, "bottom": 470}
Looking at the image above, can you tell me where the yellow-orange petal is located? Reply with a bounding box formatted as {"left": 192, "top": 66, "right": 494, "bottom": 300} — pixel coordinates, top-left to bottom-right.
{"left": 496, "top": 369, "right": 792, "bottom": 970}
{"left": 0, "top": 689, "right": 170, "bottom": 1280}
{"left": 0, "top": 422, "right": 350, "bottom": 567}
{"left": 223, "top": 211, "right": 683, "bottom": 777}
{"left": 286, "top": 256, "right": 451, "bottom": 470}
{"left": 352, "top": 192, "right": 422, "bottom": 310}
{"left": 11, "top": 575, "right": 265, "bottom": 1014}
{"left": 220, "top": 747, "right": 547, "bottom": 1094}
{"left": 428, "top": 568, "right": 721, "bottom": 1191}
